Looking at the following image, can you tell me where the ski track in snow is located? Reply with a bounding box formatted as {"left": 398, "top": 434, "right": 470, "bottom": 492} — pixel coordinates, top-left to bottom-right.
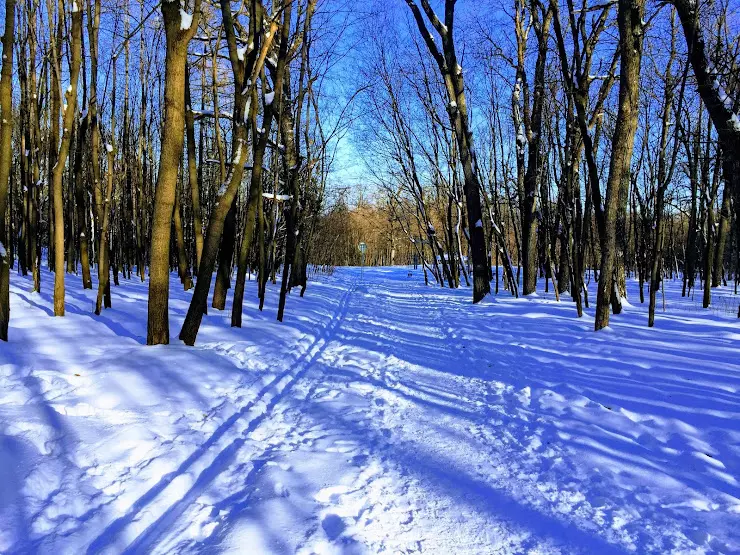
{"left": 1, "top": 266, "right": 739, "bottom": 554}
{"left": 90, "top": 283, "right": 356, "bottom": 554}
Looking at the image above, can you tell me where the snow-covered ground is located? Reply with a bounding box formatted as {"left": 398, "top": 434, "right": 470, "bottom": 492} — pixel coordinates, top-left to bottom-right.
{"left": 1, "top": 265, "right": 739, "bottom": 554}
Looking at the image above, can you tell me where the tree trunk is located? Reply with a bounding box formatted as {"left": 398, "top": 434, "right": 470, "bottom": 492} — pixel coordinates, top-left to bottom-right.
{"left": 232, "top": 4, "right": 290, "bottom": 327}
{"left": 73, "top": 108, "right": 92, "bottom": 289}
{"left": 594, "top": 0, "right": 645, "bottom": 330}
{"left": 47, "top": 0, "right": 63, "bottom": 272}
{"left": 51, "top": 6, "right": 83, "bottom": 316}
{"left": 174, "top": 178, "right": 193, "bottom": 290}
{"left": 712, "top": 183, "right": 731, "bottom": 287}
{"left": 212, "top": 203, "right": 236, "bottom": 309}
{"left": 147, "top": 2, "right": 200, "bottom": 344}
{"left": 648, "top": 58, "right": 677, "bottom": 326}
{"left": 521, "top": 4, "right": 552, "bottom": 295}
{"left": 181, "top": 0, "right": 276, "bottom": 342}
{"left": 95, "top": 145, "right": 116, "bottom": 314}
{"left": 0, "top": 0, "right": 15, "bottom": 340}
{"left": 88, "top": 0, "right": 104, "bottom": 289}
{"left": 671, "top": 0, "right": 740, "bottom": 314}
{"left": 185, "top": 65, "right": 204, "bottom": 271}
{"left": 405, "top": 0, "right": 491, "bottom": 303}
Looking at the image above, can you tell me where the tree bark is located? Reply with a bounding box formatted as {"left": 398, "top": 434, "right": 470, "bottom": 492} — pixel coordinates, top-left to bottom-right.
{"left": 95, "top": 143, "right": 116, "bottom": 314}
{"left": 712, "top": 182, "right": 731, "bottom": 287}
{"left": 51, "top": 5, "right": 83, "bottom": 316}
{"left": 87, "top": 0, "right": 105, "bottom": 293}
{"left": 73, "top": 92, "right": 92, "bottom": 289}
{"left": 232, "top": 5, "right": 290, "bottom": 328}
{"left": 147, "top": 1, "right": 200, "bottom": 344}
{"left": 185, "top": 65, "right": 204, "bottom": 271}
{"left": 277, "top": 0, "right": 315, "bottom": 321}
{"left": 671, "top": 0, "right": 740, "bottom": 312}
{"left": 405, "top": 0, "right": 491, "bottom": 303}
{"left": 520, "top": 2, "right": 552, "bottom": 295}
{"left": 181, "top": 0, "right": 277, "bottom": 342}
{"left": 174, "top": 177, "right": 193, "bottom": 290}
{"left": 594, "top": 0, "right": 645, "bottom": 330}
{"left": 212, "top": 204, "right": 236, "bottom": 309}
{"left": 0, "top": 0, "right": 15, "bottom": 340}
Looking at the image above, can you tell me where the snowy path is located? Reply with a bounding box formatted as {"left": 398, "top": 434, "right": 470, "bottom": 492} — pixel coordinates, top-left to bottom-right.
{"left": 1, "top": 267, "right": 739, "bottom": 553}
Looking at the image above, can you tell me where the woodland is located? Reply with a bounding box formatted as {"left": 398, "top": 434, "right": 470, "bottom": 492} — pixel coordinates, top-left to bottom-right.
{"left": 1, "top": 1, "right": 740, "bottom": 553}
{"left": 0, "top": 0, "right": 738, "bottom": 333}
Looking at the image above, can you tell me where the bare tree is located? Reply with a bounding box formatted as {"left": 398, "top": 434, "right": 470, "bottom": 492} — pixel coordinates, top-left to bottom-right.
{"left": 593, "top": 0, "right": 646, "bottom": 330}
{"left": 147, "top": 0, "right": 201, "bottom": 344}
{"left": 404, "top": 0, "right": 491, "bottom": 302}
{"left": 0, "top": 0, "right": 15, "bottom": 340}
{"left": 50, "top": 2, "right": 83, "bottom": 316}
{"left": 671, "top": 0, "right": 740, "bottom": 315}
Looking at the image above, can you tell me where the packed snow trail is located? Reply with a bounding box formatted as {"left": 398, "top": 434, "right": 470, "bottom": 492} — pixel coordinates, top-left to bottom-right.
{"left": 1, "top": 267, "right": 739, "bottom": 553}
{"left": 87, "top": 282, "right": 356, "bottom": 554}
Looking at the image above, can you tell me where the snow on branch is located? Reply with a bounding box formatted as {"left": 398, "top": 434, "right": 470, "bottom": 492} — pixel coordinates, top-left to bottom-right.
{"left": 262, "top": 193, "right": 292, "bottom": 201}
{"left": 179, "top": 9, "right": 193, "bottom": 31}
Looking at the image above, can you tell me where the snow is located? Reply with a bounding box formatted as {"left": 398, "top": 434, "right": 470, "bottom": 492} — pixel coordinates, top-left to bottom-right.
{"left": 230, "top": 140, "right": 244, "bottom": 169}
{"left": 0, "top": 241, "right": 5, "bottom": 257}
{"left": 190, "top": 109, "right": 214, "bottom": 118}
{"left": 730, "top": 113, "right": 740, "bottom": 132}
{"left": 261, "top": 192, "right": 291, "bottom": 201}
{"left": 718, "top": 87, "right": 733, "bottom": 111}
{"left": 0, "top": 267, "right": 739, "bottom": 553}
{"left": 179, "top": 9, "right": 193, "bottom": 31}
{"left": 105, "top": 143, "right": 113, "bottom": 153}
{"left": 243, "top": 97, "right": 252, "bottom": 124}
{"left": 264, "top": 91, "right": 275, "bottom": 106}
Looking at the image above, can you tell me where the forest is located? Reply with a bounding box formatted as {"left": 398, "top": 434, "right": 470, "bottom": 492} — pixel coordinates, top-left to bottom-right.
{"left": 0, "top": 0, "right": 738, "bottom": 340}
{"left": 0, "top": 1, "right": 739, "bottom": 553}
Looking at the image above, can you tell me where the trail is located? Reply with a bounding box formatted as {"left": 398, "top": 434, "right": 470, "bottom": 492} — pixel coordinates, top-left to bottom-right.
{"left": 190, "top": 270, "right": 739, "bottom": 554}
{"left": 1, "top": 267, "right": 739, "bottom": 554}
{"left": 91, "top": 280, "right": 357, "bottom": 554}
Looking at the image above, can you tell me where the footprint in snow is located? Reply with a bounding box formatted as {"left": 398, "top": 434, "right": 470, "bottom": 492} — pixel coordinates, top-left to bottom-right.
{"left": 321, "top": 513, "right": 346, "bottom": 540}
{"left": 351, "top": 453, "right": 369, "bottom": 467}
